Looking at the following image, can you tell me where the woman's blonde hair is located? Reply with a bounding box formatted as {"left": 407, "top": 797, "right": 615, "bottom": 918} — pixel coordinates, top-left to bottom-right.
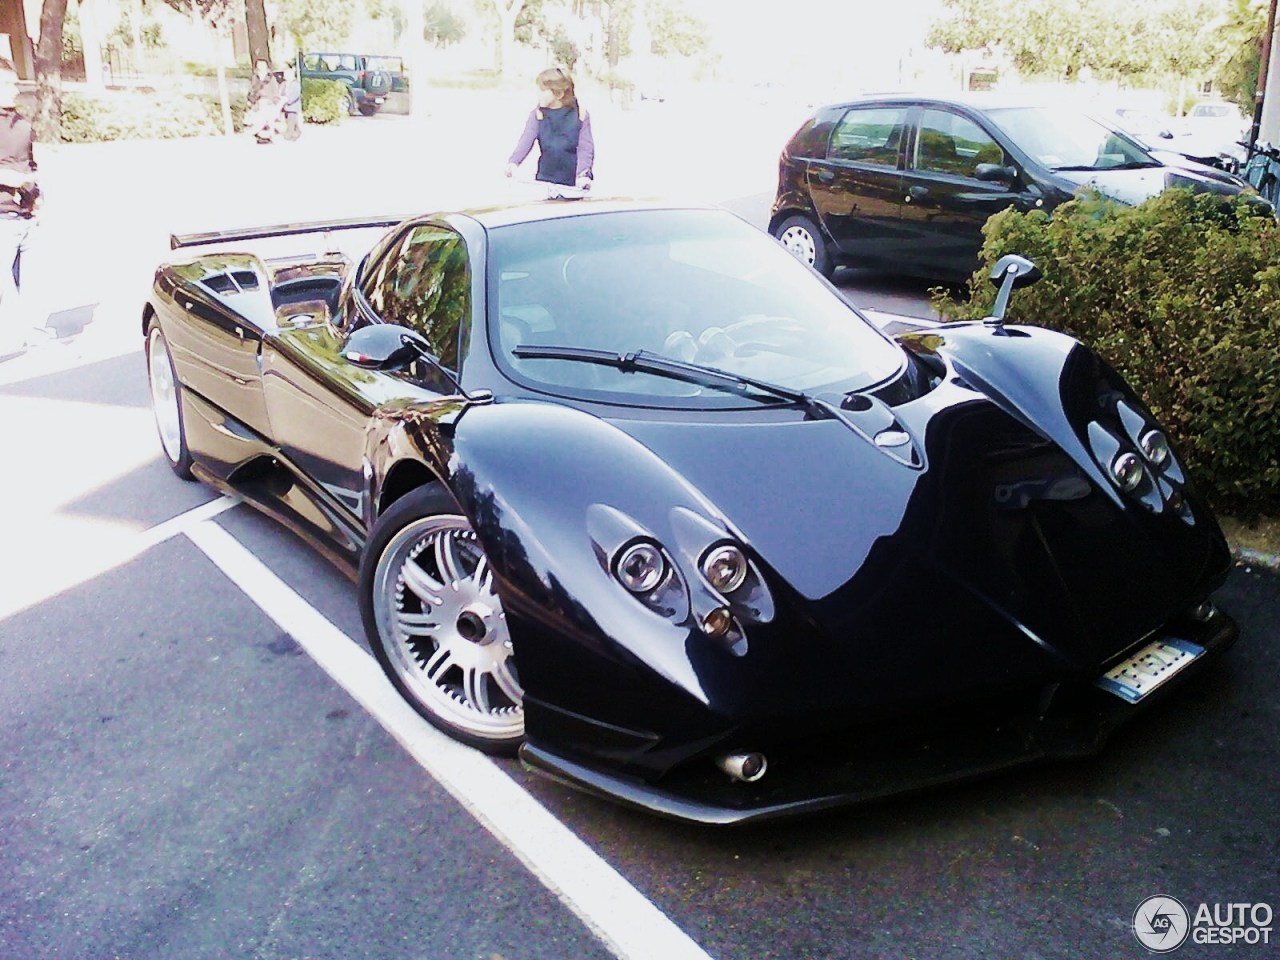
{"left": 536, "top": 66, "right": 576, "bottom": 108}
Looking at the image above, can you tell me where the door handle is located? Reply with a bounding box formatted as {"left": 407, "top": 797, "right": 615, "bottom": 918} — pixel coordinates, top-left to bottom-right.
{"left": 816, "top": 169, "right": 835, "bottom": 184}
{"left": 907, "top": 185, "right": 929, "bottom": 200}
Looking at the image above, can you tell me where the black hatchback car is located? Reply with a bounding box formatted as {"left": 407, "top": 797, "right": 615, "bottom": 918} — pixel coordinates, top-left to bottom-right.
{"left": 770, "top": 93, "right": 1255, "bottom": 282}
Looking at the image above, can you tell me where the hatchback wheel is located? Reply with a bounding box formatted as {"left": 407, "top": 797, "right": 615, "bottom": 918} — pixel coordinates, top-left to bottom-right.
{"left": 774, "top": 215, "right": 834, "bottom": 278}
{"left": 360, "top": 487, "right": 523, "bottom": 754}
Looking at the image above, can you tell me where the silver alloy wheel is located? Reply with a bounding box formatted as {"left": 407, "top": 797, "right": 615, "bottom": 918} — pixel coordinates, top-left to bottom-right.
{"left": 778, "top": 223, "right": 818, "bottom": 265}
{"left": 371, "top": 514, "right": 523, "bottom": 741}
{"left": 148, "top": 327, "right": 183, "bottom": 465}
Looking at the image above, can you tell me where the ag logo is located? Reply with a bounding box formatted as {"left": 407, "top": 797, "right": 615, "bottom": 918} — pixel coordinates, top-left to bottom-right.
{"left": 1134, "top": 895, "right": 1191, "bottom": 952}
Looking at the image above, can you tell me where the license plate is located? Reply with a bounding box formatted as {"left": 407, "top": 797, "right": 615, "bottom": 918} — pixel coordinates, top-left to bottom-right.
{"left": 1096, "top": 638, "right": 1204, "bottom": 703}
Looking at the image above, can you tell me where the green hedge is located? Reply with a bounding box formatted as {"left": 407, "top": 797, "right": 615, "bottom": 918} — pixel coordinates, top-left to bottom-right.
{"left": 933, "top": 189, "right": 1280, "bottom": 519}
{"left": 57, "top": 91, "right": 247, "bottom": 142}
{"left": 55, "top": 82, "right": 344, "bottom": 142}
{"left": 301, "top": 78, "right": 346, "bottom": 124}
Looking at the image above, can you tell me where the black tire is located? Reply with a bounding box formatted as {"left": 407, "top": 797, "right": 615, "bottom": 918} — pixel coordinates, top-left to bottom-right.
{"left": 359, "top": 486, "right": 523, "bottom": 754}
{"left": 344, "top": 90, "right": 358, "bottom": 116}
{"left": 145, "top": 320, "right": 195, "bottom": 481}
{"left": 358, "top": 103, "right": 379, "bottom": 117}
{"left": 773, "top": 214, "right": 835, "bottom": 279}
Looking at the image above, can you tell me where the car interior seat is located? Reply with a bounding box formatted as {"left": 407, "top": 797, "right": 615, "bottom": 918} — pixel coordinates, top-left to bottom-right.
{"left": 918, "top": 131, "right": 960, "bottom": 173}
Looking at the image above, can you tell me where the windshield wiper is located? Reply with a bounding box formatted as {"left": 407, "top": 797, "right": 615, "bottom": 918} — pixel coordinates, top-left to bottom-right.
{"left": 512, "top": 343, "right": 826, "bottom": 411}
{"left": 1051, "top": 161, "right": 1160, "bottom": 172}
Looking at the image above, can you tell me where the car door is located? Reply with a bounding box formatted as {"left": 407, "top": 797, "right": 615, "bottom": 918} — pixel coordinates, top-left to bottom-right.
{"left": 897, "top": 106, "right": 1036, "bottom": 281}
{"left": 806, "top": 104, "right": 910, "bottom": 263}
{"left": 163, "top": 258, "right": 274, "bottom": 439}
{"left": 260, "top": 223, "right": 471, "bottom": 523}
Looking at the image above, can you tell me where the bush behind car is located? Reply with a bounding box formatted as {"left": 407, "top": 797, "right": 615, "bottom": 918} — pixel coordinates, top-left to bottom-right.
{"left": 300, "top": 78, "right": 347, "bottom": 125}
{"left": 58, "top": 91, "right": 247, "bottom": 142}
{"left": 54, "top": 81, "right": 345, "bottom": 142}
{"left": 933, "top": 189, "right": 1280, "bottom": 520}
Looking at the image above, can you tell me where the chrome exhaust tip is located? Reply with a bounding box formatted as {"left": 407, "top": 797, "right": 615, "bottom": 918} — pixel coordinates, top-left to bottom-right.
{"left": 715, "top": 752, "right": 768, "bottom": 783}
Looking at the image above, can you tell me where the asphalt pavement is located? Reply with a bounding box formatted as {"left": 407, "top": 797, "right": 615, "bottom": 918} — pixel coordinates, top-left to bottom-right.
{"left": 1, "top": 96, "right": 1276, "bottom": 960}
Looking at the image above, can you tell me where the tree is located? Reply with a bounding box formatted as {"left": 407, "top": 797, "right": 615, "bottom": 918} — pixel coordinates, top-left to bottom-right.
{"left": 1214, "top": 0, "right": 1269, "bottom": 109}
{"left": 647, "top": 0, "right": 708, "bottom": 59}
{"left": 244, "top": 0, "right": 271, "bottom": 68}
{"left": 274, "top": 0, "right": 355, "bottom": 50}
{"left": 485, "top": 0, "right": 527, "bottom": 75}
{"left": 926, "top": 0, "right": 1252, "bottom": 92}
{"left": 163, "top": 1, "right": 239, "bottom": 134}
{"left": 926, "top": 0, "right": 1145, "bottom": 82}
{"left": 425, "top": 1, "right": 468, "bottom": 47}
{"left": 33, "top": 0, "right": 69, "bottom": 140}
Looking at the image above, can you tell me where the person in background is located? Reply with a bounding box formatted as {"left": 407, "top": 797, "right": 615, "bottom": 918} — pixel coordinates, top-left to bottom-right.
{"left": 245, "top": 58, "right": 282, "bottom": 143}
{"left": 246, "top": 58, "right": 274, "bottom": 112}
{"left": 0, "top": 56, "right": 44, "bottom": 356}
{"left": 504, "top": 66, "right": 594, "bottom": 193}
{"left": 280, "top": 62, "right": 302, "bottom": 141}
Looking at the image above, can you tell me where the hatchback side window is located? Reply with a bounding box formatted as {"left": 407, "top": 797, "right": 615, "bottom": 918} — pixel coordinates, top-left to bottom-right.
{"left": 361, "top": 225, "right": 470, "bottom": 371}
{"left": 828, "top": 107, "right": 910, "bottom": 167}
{"left": 916, "top": 109, "right": 1006, "bottom": 178}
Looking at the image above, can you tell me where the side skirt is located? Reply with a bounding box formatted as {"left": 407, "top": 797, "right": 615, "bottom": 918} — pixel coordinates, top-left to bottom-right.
{"left": 184, "top": 390, "right": 365, "bottom": 580}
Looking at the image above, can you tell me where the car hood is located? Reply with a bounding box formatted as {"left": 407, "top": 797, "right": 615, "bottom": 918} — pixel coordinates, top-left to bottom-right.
{"left": 1052, "top": 163, "right": 1245, "bottom": 203}
{"left": 447, "top": 328, "right": 1228, "bottom": 717}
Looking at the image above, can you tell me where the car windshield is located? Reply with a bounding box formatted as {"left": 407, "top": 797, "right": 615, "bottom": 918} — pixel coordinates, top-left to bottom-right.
{"left": 486, "top": 209, "right": 903, "bottom": 406}
{"left": 984, "top": 106, "right": 1158, "bottom": 170}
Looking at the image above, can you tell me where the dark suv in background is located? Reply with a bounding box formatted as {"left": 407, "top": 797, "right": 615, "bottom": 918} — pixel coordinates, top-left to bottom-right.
{"left": 298, "top": 52, "right": 394, "bottom": 116}
{"left": 770, "top": 93, "right": 1256, "bottom": 282}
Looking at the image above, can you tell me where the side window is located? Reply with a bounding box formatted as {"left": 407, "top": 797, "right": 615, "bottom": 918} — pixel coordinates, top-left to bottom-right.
{"left": 339, "top": 55, "right": 358, "bottom": 72}
{"left": 302, "top": 55, "right": 322, "bottom": 71}
{"left": 916, "top": 109, "right": 1005, "bottom": 178}
{"left": 828, "top": 107, "right": 910, "bottom": 167}
{"left": 361, "top": 225, "right": 470, "bottom": 371}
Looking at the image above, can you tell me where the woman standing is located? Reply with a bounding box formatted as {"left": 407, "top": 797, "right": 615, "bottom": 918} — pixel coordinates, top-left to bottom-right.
{"left": 505, "top": 66, "right": 594, "bottom": 192}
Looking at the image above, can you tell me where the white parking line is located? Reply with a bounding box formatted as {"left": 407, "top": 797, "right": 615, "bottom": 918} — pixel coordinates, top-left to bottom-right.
{"left": 183, "top": 518, "right": 714, "bottom": 960}
{"left": 0, "top": 495, "right": 239, "bottom": 620}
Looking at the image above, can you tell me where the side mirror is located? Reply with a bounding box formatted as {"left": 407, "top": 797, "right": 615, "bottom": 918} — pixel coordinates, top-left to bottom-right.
{"left": 342, "top": 323, "right": 426, "bottom": 369}
{"left": 985, "top": 254, "right": 1042, "bottom": 329}
{"left": 975, "top": 163, "right": 1017, "bottom": 183}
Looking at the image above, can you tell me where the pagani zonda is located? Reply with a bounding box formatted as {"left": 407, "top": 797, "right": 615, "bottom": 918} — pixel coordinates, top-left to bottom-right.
{"left": 144, "top": 200, "right": 1237, "bottom": 824}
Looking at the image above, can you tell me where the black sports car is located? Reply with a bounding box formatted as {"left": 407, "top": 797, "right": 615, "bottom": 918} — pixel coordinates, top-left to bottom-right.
{"left": 144, "top": 200, "right": 1237, "bottom": 824}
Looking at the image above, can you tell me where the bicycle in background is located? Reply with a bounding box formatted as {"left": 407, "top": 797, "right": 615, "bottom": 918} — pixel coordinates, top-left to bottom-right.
{"left": 1238, "top": 140, "right": 1280, "bottom": 206}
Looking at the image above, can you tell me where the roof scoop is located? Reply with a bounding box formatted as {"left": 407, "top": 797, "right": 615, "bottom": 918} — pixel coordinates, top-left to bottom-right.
{"left": 984, "top": 254, "right": 1042, "bottom": 330}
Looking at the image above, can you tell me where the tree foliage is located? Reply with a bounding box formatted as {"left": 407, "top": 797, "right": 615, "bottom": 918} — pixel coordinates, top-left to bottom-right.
{"left": 425, "top": 1, "right": 468, "bottom": 46}
{"left": 647, "top": 0, "right": 709, "bottom": 58}
{"left": 273, "top": 0, "right": 355, "bottom": 50}
{"left": 1214, "top": 0, "right": 1269, "bottom": 109}
{"left": 926, "top": 0, "right": 1249, "bottom": 90}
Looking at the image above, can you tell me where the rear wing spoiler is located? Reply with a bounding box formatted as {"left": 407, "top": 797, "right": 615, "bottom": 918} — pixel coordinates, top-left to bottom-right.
{"left": 170, "top": 215, "right": 412, "bottom": 250}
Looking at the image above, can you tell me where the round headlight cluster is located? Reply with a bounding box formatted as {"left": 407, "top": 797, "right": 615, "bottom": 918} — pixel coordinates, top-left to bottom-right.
{"left": 615, "top": 542, "right": 666, "bottom": 594}
{"left": 1140, "top": 429, "right": 1170, "bottom": 467}
{"left": 702, "top": 544, "right": 748, "bottom": 594}
{"left": 1111, "top": 452, "right": 1146, "bottom": 492}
